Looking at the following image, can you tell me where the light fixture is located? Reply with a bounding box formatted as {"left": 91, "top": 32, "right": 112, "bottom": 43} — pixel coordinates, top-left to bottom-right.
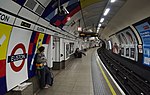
{"left": 77, "top": 19, "right": 82, "bottom": 31}
{"left": 96, "top": 30, "right": 99, "bottom": 33}
{"left": 100, "top": 18, "right": 104, "bottom": 23}
{"left": 67, "top": 17, "right": 71, "bottom": 21}
{"left": 103, "top": 8, "right": 110, "bottom": 16}
{"left": 98, "top": 24, "right": 102, "bottom": 27}
{"left": 78, "top": 27, "right": 82, "bottom": 31}
{"left": 110, "top": 0, "right": 116, "bottom": 3}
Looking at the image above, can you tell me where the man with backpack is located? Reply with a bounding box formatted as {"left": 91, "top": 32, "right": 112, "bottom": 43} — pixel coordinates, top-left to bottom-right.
{"left": 74, "top": 48, "right": 86, "bottom": 58}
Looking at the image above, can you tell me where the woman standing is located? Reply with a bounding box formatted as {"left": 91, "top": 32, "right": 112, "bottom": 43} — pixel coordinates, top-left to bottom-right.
{"left": 36, "top": 46, "right": 52, "bottom": 89}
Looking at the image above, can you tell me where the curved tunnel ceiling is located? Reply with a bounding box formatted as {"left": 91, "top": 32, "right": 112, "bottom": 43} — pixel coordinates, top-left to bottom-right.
{"left": 12, "top": 0, "right": 126, "bottom": 37}
{"left": 40, "top": 0, "right": 108, "bottom": 33}
{"left": 81, "top": 0, "right": 108, "bottom": 31}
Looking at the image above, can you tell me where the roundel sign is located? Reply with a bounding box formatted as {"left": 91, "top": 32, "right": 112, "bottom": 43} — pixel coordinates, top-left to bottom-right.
{"left": 8, "top": 43, "right": 27, "bottom": 72}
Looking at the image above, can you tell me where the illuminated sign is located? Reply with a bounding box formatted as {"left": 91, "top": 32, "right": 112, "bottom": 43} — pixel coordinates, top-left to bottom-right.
{"left": 79, "top": 32, "right": 98, "bottom": 37}
{"left": 78, "top": 27, "right": 82, "bottom": 31}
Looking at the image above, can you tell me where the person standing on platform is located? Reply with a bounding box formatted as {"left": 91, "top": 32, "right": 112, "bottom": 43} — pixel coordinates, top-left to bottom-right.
{"left": 35, "top": 46, "right": 53, "bottom": 89}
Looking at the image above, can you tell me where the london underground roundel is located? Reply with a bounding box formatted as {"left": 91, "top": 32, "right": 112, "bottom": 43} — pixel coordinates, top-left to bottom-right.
{"left": 8, "top": 43, "right": 27, "bottom": 72}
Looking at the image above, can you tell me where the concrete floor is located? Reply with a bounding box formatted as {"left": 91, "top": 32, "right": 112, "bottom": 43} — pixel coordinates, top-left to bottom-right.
{"left": 37, "top": 48, "right": 95, "bottom": 95}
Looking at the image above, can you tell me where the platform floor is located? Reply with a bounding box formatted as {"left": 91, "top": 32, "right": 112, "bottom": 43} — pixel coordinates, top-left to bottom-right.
{"left": 37, "top": 48, "right": 122, "bottom": 95}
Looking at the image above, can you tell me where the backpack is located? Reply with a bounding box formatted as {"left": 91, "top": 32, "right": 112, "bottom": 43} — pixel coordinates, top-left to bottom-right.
{"left": 48, "top": 67, "right": 54, "bottom": 86}
{"left": 78, "top": 52, "right": 82, "bottom": 58}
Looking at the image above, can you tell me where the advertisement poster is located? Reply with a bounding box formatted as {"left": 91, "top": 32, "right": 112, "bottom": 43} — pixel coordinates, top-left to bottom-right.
{"left": 117, "top": 34, "right": 124, "bottom": 44}
{"left": 125, "top": 29, "right": 138, "bottom": 60}
{"left": 121, "top": 48, "right": 124, "bottom": 55}
{"left": 110, "top": 35, "right": 120, "bottom": 54}
{"left": 126, "top": 48, "right": 129, "bottom": 56}
{"left": 130, "top": 48, "right": 135, "bottom": 58}
{"left": 121, "top": 33, "right": 128, "bottom": 44}
{"left": 135, "top": 21, "right": 150, "bottom": 66}
{"left": 6, "top": 27, "right": 32, "bottom": 91}
{"left": 116, "top": 33, "right": 126, "bottom": 56}
{"left": 0, "top": 23, "right": 12, "bottom": 94}
{"left": 116, "top": 27, "right": 138, "bottom": 61}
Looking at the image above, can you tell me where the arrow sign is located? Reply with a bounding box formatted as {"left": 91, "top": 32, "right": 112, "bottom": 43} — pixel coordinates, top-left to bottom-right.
{"left": 0, "top": 34, "right": 6, "bottom": 46}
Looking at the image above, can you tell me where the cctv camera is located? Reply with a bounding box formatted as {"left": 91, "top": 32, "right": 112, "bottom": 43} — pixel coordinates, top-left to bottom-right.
{"left": 58, "top": 6, "right": 69, "bottom": 16}
{"left": 62, "top": 7, "right": 69, "bottom": 14}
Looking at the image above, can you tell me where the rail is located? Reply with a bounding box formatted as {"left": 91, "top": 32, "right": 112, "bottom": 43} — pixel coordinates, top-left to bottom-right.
{"left": 97, "top": 48, "right": 150, "bottom": 95}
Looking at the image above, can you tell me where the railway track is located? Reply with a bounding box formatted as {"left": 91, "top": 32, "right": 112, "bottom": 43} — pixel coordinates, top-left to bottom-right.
{"left": 97, "top": 48, "right": 150, "bottom": 95}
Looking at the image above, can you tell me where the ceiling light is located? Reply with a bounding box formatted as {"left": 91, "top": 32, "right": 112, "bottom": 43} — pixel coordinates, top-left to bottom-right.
{"left": 96, "top": 30, "right": 99, "bottom": 33}
{"left": 103, "top": 8, "right": 110, "bottom": 16}
{"left": 110, "top": 0, "right": 116, "bottom": 3}
{"left": 97, "top": 27, "right": 100, "bottom": 30}
{"left": 67, "top": 17, "right": 71, "bottom": 21}
{"left": 78, "top": 27, "right": 82, "bottom": 31}
{"left": 100, "top": 18, "right": 104, "bottom": 23}
{"left": 98, "top": 24, "right": 102, "bottom": 27}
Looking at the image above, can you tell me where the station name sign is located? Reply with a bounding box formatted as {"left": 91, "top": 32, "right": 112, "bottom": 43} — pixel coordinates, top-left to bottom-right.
{"left": 0, "top": 12, "right": 10, "bottom": 22}
{"left": 0, "top": 11, "right": 15, "bottom": 25}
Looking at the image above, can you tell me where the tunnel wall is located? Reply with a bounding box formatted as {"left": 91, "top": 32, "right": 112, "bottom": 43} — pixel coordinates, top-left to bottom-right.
{"left": 101, "top": 0, "right": 150, "bottom": 70}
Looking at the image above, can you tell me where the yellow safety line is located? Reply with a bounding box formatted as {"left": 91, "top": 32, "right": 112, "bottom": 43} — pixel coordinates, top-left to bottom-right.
{"left": 96, "top": 59, "right": 117, "bottom": 95}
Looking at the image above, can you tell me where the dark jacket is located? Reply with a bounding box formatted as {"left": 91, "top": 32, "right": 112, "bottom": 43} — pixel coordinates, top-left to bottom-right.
{"left": 36, "top": 52, "right": 47, "bottom": 65}
{"left": 74, "top": 50, "right": 86, "bottom": 58}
